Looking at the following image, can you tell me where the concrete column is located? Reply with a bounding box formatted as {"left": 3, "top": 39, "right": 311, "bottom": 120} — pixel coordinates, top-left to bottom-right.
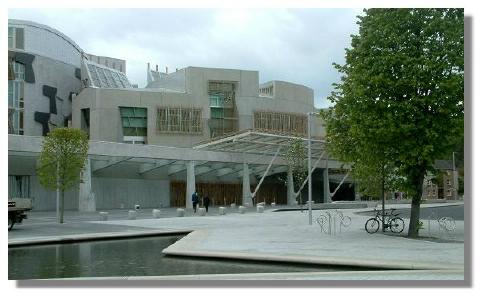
{"left": 323, "top": 167, "right": 331, "bottom": 203}
{"left": 79, "top": 158, "right": 96, "bottom": 212}
{"left": 242, "top": 162, "right": 251, "bottom": 206}
{"left": 354, "top": 183, "right": 361, "bottom": 201}
{"left": 287, "top": 166, "right": 296, "bottom": 205}
{"left": 186, "top": 160, "right": 195, "bottom": 209}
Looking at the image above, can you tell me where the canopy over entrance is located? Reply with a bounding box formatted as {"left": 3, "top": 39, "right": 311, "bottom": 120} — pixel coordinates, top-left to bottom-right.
{"left": 194, "top": 130, "right": 327, "bottom": 158}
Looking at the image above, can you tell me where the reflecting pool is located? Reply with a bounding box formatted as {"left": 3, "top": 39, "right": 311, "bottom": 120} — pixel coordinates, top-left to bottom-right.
{"left": 9, "top": 235, "right": 363, "bottom": 279}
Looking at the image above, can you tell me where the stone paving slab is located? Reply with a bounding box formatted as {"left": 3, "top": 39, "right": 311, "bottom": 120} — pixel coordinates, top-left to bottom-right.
{"left": 67, "top": 269, "right": 463, "bottom": 281}
{"left": 85, "top": 206, "right": 464, "bottom": 272}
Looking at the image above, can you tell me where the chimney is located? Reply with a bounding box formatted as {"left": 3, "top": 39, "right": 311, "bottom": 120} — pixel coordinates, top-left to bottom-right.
{"left": 156, "top": 65, "right": 158, "bottom": 72}
{"left": 147, "top": 62, "right": 150, "bottom": 72}
{"left": 166, "top": 66, "right": 168, "bottom": 74}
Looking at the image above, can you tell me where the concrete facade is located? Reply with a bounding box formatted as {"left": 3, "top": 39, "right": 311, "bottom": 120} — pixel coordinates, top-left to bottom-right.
{"left": 8, "top": 19, "right": 83, "bottom": 136}
{"left": 73, "top": 66, "right": 325, "bottom": 147}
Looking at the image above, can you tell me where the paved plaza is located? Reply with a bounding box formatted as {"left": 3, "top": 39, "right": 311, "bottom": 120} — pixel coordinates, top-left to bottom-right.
{"left": 8, "top": 202, "right": 465, "bottom": 280}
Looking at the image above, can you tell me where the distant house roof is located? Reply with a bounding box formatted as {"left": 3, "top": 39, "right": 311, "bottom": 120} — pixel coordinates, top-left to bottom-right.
{"left": 434, "top": 159, "right": 455, "bottom": 170}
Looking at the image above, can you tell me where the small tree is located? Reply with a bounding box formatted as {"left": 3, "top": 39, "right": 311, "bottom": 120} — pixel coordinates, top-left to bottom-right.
{"left": 37, "top": 128, "right": 89, "bottom": 223}
{"left": 285, "top": 138, "right": 308, "bottom": 204}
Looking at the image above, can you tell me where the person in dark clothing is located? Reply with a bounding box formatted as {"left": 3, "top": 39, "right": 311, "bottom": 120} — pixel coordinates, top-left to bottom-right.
{"left": 203, "top": 194, "right": 210, "bottom": 213}
{"left": 192, "top": 191, "right": 199, "bottom": 213}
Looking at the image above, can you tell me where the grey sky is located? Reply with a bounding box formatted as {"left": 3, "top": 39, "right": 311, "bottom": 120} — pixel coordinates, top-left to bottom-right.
{"left": 9, "top": 8, "right": 361, "bottom": 108}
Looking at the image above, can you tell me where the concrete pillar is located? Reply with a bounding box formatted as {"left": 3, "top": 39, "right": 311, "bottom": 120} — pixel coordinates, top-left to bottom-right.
{"left": 79, "top": 158, "right": 96, "bottom": 212}
{"left": 354, "top": 183, "right": 361, "bottom": 201}
{"left": 242, "top": 162, "right": 251, "bottom": 206}
{"left": 186, "top": 160, "right": 195, "bottom": 209}
{"left": 323, "top": 167, "right": 331, "bottom": 203}
{"left": 287, "top": 166, "right": 296, "bottom": 205}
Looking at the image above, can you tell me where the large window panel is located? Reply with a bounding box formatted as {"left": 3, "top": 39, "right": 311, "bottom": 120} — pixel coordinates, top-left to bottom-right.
{"left": 157, "top": 107, "right": 202, "bottom": 134}
{"left": 119, "top": 107, "right": 147, "bottom": 142}
{"left": 254, "top": 111, "right": 307, "bottom": 136}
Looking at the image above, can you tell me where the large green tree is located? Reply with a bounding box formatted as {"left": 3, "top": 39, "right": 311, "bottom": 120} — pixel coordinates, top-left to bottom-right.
{"left": 322, "top": 8, "right": 464, "bottom": 237}
{"left": 37, "top": 128, "right": 89, "bottom": 223}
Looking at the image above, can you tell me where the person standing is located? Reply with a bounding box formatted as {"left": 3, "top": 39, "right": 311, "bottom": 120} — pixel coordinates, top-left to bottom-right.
{"left": 203, "top": 194, "right": 210, "bottom": 213}
{"left": 192, "top": 191, "right": 199, "bottom": 213}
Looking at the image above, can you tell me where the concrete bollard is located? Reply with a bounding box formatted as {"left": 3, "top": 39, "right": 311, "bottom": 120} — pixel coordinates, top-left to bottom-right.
{"left": 134, "top": 204, "right": 140, "bottom": 210}
{"left": 99, "top": 212, "right": 109, "bottom": 221}
{"left": 128, "top": 210, "right": 137, "bottom": 220}
{"left": 257, "top": 202, "right": 265, "bottom": 207}
{"left": 198, "top": 207, "right": 206, "bottom": 216}
{"left": 230, "top": 203, "right": 236, "bottom": 208}
{"left": 152, "top": 209, "right": 161, "bottom": 218}
{"left": 219, "top": 207, "right": 226, "bottom": 215}
{"left": 257, "top": 206, "right": 264, "bottom": 213}
{"left": 271, "top": 202, "right": 276, "bottom": 207}
{"left": 244, "top": 203, "right": 250, "bottom": 207}
{"left": 239, "top": 206, "right": 246, "bottom": 214}
{"left": 176, "top": 208, "right": 185, "bottom": 217}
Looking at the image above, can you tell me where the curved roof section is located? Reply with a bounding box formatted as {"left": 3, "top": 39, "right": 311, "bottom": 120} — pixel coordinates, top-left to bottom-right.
{"left": 9, "top": 19, "right": 84, "bottom": 54}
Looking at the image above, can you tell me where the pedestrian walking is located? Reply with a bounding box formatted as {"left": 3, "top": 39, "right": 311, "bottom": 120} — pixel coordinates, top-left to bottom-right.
{"left": 203, "top": 194, "right": 210, "bottom": 213}
{"left": 192, "top": 191, "right": 199, "bottom": 213}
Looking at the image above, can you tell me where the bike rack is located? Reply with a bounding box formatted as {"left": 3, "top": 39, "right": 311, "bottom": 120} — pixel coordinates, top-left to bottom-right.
{"left": 316, "top": 210, "right": 351, "bottom": 236}
{"left": 426, "top": 211, "right": 456, "bottom": 239}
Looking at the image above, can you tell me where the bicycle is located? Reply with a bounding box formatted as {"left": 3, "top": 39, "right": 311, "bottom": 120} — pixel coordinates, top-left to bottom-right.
{"left": 364, "top": 208, "right": 405, "bottom": 234}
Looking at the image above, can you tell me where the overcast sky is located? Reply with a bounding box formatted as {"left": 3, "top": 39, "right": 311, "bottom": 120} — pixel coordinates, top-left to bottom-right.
{"left": 9, "top": 8, "right": 362, "bottom": 108}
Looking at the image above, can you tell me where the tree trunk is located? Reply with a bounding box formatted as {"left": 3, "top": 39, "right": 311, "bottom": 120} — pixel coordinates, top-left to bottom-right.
{"left": 407, "top": 170, "right": 426, "bottom": 237}
{"left": 56, "top": 162, "right": 60, "bottom": 223}
{"left": 60, "top": 189, "right": 65, "bottom": 224}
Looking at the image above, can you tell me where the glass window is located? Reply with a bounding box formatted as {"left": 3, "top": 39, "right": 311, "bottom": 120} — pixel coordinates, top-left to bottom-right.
{"left": 8, "top": 27, "right": 14, "bottom": 48}
{"left": 8, "top": 27, "right": 24, "bottom": 49}
{"left": 15, "top": 28, "right": 24, "bottom": 49}
{"left": 119, "top": 107, "right": 147, "bottom": 139}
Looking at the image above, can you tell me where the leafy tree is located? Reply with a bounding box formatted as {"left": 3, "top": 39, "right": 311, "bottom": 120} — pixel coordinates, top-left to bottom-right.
{"left": 37, "top": 128, "right": 89, "bottom": 223}
{"left": 285, "top": 138, "right": 308, "bottom": 204}
{"left": 322, "top": 8, "right": 463, "bottom": 237}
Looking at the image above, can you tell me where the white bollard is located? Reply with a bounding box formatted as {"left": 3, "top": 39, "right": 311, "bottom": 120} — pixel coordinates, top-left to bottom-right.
{"left": 257, "top": 206, "right": 264, "bottom": 213}
{"left": 176, "top": 208, "right": 185, "bottom": 217}
{"left": 230, "top": 203, "right": 236, "bottom": 208}
{"left": 219, "top": 207, "right": 226, "bottom": 215}
{"left": 239, "top": 206, "right": 246, "bottom": 214}
{"left": 257, "top": 202, "right": 265, "bottom": 207}
{"left": 152, "top": 209, "right": 161, "bottom": 218}
{"left": 198, "top": 207, "right": 206, "bottom": 216}
{"left": 99, "top": 212, "right": 109, "bottom": 221}
{"left": 271, "top": 202, "right": 276, "bottom": 207}
{"left": 128, "top": 210, "right": 137, "bottom": 220}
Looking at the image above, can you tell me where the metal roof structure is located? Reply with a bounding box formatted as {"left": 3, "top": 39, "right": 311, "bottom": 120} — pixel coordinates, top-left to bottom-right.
{"left": 194, "top": 130, "right": 327, "bottom": 158}
{"left": 84, "top": 60, "right": 132, "bottom": 88}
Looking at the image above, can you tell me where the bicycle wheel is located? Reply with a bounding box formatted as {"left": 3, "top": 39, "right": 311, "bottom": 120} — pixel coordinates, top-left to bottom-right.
{"left": 365, "top": 218, "right": 380, "bottom": 234}
{"left": 390, "top": 217, "right": 405, "bottom": 233}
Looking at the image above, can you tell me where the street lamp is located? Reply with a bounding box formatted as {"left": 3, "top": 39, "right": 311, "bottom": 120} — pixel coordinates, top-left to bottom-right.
{"left": 307, "top": 112, "right": 314, "bottom": 225}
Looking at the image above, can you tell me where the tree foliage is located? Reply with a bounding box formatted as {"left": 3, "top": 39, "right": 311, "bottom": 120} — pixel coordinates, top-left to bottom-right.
{"left": 321, "top": 8, "right": 464, "bottom": 237}
{"left": 37, "top": 128, "right": 89, "bottom": 222}
{"left": 285, "top": 138, "right": 308, "bottom": 195}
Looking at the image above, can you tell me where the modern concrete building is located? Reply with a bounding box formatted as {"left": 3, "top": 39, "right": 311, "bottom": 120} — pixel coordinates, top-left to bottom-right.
{"left": 8, "top": 19, "right": 353, "bottom": 212}
{"left": 73, "top": 66, "right": 324, "bottom": 146}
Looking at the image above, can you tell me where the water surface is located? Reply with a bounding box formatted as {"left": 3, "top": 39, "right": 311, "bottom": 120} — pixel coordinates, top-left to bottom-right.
{"left": 9, "top": 235, "right": 362, "bottom": 279}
